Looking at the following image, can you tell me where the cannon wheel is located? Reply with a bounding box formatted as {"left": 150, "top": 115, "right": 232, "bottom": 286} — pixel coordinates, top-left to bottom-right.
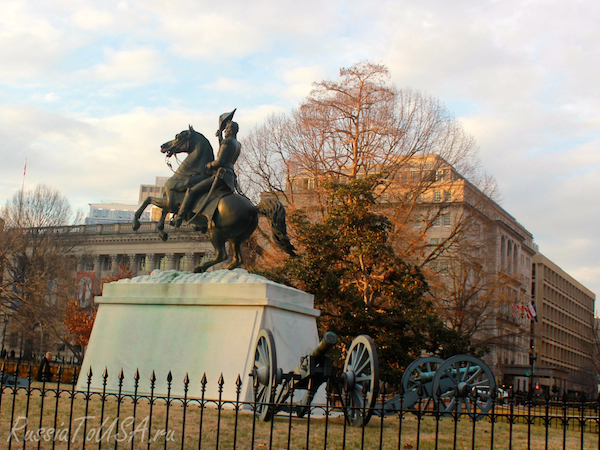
{"left": 431, "top": 355, "right": 496, "bottom": 419}
{"left": 342, "top": 335, "right": 379, "bottom": 427}
{"left": 402, "top": 356, "right": 444, "bottom": 414}
{"left": 252, "top": 329, "right": 278, "bottom": 422}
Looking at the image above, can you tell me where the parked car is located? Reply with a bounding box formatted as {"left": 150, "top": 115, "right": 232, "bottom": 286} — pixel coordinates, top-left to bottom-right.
{"left": 497, "top": 388, "right": 509, "bottom": 404}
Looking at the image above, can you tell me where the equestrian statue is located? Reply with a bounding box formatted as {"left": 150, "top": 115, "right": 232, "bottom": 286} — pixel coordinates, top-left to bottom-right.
{"left": 132, "top": 109, "right": 296, "bottom": 272}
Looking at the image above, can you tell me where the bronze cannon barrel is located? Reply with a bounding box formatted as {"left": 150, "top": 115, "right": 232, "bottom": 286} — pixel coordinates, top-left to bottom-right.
{"left": 418, "top": 365, "right": 480, "bottom": 383}
{"left": 309, "top": 331, "right": 338, "bottom": 358}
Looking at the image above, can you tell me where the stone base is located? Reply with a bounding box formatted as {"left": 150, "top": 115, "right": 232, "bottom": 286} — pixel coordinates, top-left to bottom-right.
{"left": 77, "top": 269, "right": 320, "bottom": 403}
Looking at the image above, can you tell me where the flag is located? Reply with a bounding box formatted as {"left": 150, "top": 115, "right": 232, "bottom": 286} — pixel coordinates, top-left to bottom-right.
{"left": 525, "top": 302, "right": 538, "bottom": 321}
{"left": 511, "top": 303, "right": 522, "bottom": 317}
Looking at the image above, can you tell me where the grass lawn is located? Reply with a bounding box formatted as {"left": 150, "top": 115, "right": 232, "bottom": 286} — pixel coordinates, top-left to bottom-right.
{"left": 0, "top": 382, "right": 598, "bottom": 449}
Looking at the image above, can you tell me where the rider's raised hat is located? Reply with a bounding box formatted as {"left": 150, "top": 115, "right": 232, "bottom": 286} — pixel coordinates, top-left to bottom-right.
{"left": 218, "top": 109, "right": 236, "bottom": 131}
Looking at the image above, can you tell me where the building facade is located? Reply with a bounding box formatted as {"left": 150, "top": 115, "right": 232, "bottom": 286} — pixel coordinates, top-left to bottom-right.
{"left": 85, "top": 201, "right": 150, "bottom": 225}
{"left": 281, "top": 155, "right": 595, "bottom": 393}
{"left": 0, "top": 221, "right": 215, "bottom": 360}
{"left": 139, "top": 176, "right": 168, "bottom": 204}
{"left": 531, "top": 253, "right": 596, "bottom": 394}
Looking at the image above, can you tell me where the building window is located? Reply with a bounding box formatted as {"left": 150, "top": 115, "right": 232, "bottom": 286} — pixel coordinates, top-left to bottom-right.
{"left": 440, "top": 262, "right": 449, "bottom": 273}
{"left": 443, "top": 215, "right": 451, "bottom": 227}
{"left": 430, "top": 238, "right": 440, "bottom": 245}
{"left": 433, "top": 217, "right": 441, "bottom": 227}
{"left": 413, "top": 220, "right": 422, "bottom": 229}
{"left": 425, "top": 170, "right": 436, "bottom": 182}
{"left": 436, "top": 169, "right": 446, "bottom": 181}
{"left": 434, "top": 191, "right": 442, "bottom": 203}
{"left": 444, "top": 190, "right": 452, "bottom": 202}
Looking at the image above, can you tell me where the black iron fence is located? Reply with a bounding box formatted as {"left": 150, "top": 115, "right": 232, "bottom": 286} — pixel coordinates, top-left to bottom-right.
{"left": 1, "top": 362, "right": 599, "bottom": 449}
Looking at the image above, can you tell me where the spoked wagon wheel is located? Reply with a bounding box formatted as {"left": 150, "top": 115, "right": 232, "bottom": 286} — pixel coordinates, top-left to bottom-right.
{"left": 401, "top": 356, "right": 444, "bottom": 414}
{"left": 342, "top": 335, "right": 379, "bottom": 427}
{"left": 251, "top": 329, "right": 279, "bottom": 421}
{"left": 431, "top": 355, "right": 496, "bottom": 420}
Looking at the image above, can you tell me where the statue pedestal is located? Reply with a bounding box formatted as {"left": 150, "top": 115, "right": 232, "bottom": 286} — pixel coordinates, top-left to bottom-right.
{"left": 77, "top": 269, "right": 320, "bottom": 402}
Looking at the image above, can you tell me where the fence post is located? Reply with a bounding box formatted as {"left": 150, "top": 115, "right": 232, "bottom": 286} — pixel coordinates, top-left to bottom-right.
{"left": 164, "top": 371, "right": 172, "bottom": 450}
{"left": 233, "top": 375, "right": 242, "bottom": 450}
{"left": 147, "top": 371, "right": 156, "bottom": 450}
{"left": 114, "top": 368, "right": 124, "bottom": 450}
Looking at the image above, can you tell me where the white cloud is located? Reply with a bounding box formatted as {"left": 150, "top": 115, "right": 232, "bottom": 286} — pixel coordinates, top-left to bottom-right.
{"left": 0, "top": 3, "right": 63, "bottom": 81}
{"left": 70, "top": 8, "right": 115, "bottom": 31}
{"left": 80, "top": 47, "right": 163, "bottom": 82}
{"left": 280, "top": 65, "right": 326, "bottom": 103}
{"left": 155, "top": 8, "right": 266, "bottom": 59}
{"left": 0, "top": 105, "right": 219, "bottom": 212}
{"left": 43, "top": 93, "right": 59, "bottom": 102}
{"left": 202, "top": 78, "right": 252, "bottom": 93}
{"left": 237, "top": 104, "right": 289, "bottom": 131}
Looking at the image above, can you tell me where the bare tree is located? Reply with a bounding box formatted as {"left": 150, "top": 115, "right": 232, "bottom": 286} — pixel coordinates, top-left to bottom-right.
{"left": 585, "top": 318, "right": 600, "bottom": 391}
{"left": 0, "top": 184, "right": 82, "bottom": 360}
{"left": 239, "top": 61, "right": 498, "bottom": 266}
{"left": 425, "top": 226, "right": 525, "bottom": 353}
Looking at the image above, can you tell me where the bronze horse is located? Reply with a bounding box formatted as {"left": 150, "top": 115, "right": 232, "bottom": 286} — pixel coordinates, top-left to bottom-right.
{"left": 132, "top": 126, "right": 295, "bottom": 272}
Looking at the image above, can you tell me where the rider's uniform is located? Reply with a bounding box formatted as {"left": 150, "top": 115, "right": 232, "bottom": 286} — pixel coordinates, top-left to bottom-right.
{"left": 207, "top": 134, "right": 241, "bottom": 192}
{"left": 176, "top": 132, "right": 240, "bottom": 223}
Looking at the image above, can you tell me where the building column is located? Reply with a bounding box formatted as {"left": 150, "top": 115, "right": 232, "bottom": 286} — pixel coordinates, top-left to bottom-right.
{"left": 185, "top": 253, "right": 196, "bottom": 272}
{"left": 110, "top": 254, "right": 118, "bottom": 274}
{"left": 146, "top": 254, "right": 156, "bottom": 272}
{"left": 76, "top": 255, "right": 85, "bottom": 272}
{"left": 93, "top": 255, "right": 102, "bottom": 280}
{"left": 166, "top": 253, "right": 176, "bottom": 270}
{"left": 128, "top": 254, "right": 138, "bottom": 276}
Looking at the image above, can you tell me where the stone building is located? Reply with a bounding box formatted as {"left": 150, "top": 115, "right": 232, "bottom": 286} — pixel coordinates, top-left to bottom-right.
{"left": 282, "top": 155, "right": 595, "bottom": 392}
{"left": 530, "top": 253, "right": 596, "bottom": 394}
{"left": 85, "top": 201, "right": 150, "bottom": 225}
{"left": 72, "top": 221, "right": 213, "bottom": 294}
{"left": 139, "top": 176, "right": 168, "bottom": 204}
{"left": 0, "top": 221, "right": 214, "bottom": 360}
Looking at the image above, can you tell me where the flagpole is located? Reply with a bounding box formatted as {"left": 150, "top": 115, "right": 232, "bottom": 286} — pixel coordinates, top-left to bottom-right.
{"left": 18, "top": 157, "right": 27, "bottom": 224}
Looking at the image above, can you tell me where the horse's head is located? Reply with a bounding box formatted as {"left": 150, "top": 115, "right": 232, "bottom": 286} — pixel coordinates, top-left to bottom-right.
{"left": 161, "top": 125, "right": 197, "bottom": 157}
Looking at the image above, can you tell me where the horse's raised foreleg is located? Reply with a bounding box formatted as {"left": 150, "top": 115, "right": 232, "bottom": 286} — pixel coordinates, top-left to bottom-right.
{"left": 132, "top": 197, "right": 154, "bottom": 230}
{"left": 133, "top": 196, "right": 170, "bottom": 231}
{"left": 193, "top": 231, "right": 228, "bottom": 272}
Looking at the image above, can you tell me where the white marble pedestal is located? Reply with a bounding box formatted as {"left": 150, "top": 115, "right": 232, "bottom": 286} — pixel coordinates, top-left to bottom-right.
{"left": 77, "top": 269, "right": 320, "bottom": 402}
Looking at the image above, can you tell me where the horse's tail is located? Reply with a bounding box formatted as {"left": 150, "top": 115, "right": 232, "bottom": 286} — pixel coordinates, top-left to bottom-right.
{"left": 256, "top": 197, "right": 297, "bottom": 257}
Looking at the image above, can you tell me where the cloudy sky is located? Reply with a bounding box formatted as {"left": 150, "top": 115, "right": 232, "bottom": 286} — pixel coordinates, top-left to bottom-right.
{"left": 0, "top": 0, "right": 598, "bottom": 305}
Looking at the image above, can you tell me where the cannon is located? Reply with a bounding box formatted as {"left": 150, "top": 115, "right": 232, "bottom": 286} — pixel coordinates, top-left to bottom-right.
{"left": 377, "top": 355, "right": 496, "bottom": 419}
{"left": 250, "top": 329, "right": 379, "bottom": 427}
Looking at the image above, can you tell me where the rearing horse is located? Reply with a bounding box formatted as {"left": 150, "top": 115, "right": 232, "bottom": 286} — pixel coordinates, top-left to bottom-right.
{"left": 133, "top": 125, "right": 214, "bottom": 242}
{"left": 132, "top": 126, "right": 296, "bottom": 272}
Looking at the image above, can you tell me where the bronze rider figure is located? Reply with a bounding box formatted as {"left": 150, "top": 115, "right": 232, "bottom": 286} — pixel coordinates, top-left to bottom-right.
{"left": 174, "top": 110, "right": 240, "bottom": 228}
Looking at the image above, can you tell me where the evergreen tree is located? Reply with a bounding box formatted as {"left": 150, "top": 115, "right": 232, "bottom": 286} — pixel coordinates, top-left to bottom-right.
{"left": 258, "top": 177, "right": 474, "bottom": 382}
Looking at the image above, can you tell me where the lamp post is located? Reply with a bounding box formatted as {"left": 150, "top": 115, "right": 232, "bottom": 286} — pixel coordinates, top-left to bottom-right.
{"left": 528, "top": 317, "right": 537, "bottom": 393}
